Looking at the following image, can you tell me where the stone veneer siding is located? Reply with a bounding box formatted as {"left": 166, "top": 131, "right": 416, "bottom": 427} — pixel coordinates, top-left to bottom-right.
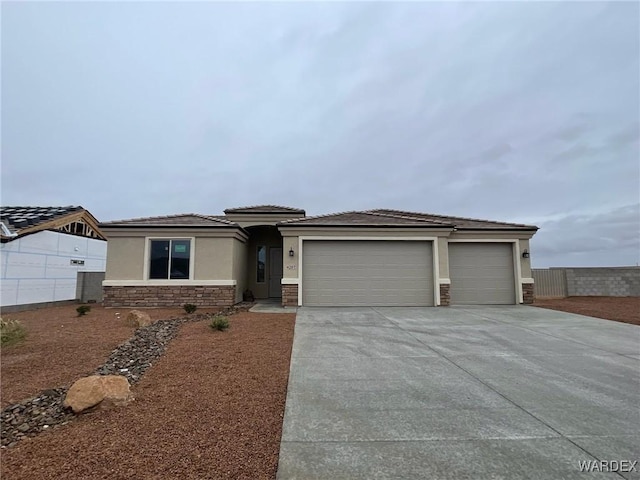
{"left": 439, "top": 284, "right": 450, "bottom": 306}
{"left": 103, "top": 285, "right": 236, "bottom": 308}
{"left": 522, "top": 283, "right": 534, "bottom": 304}
{"left": 282, "top": 284, "right": 298, "bottom": 307}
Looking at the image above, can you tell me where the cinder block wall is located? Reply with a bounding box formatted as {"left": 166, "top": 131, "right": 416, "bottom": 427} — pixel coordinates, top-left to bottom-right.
{"left": 76, "top": 272, "right": 106, "bottom": 303}
{"left": 565, "top": 267, "right": 640, "bottom": 297}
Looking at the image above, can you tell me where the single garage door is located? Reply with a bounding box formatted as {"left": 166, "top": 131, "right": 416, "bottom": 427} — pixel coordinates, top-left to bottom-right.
{"left": 449, "top": 243, "right": 516, "bottom": 305}
{"left": 302, "top": 240, "right": 434, "bottom": 306}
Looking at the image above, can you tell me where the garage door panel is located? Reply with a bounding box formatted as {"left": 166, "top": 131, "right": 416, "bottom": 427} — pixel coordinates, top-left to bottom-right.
{"left": 449, "top": 243, "right": 516, "bottom": 305}
{"left": 302, "top": 241, "right": 434, "bottom": 307}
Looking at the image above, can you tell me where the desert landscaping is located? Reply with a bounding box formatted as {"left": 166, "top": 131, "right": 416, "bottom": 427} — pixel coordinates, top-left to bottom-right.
{"left": 1, "top": 304, "right": 295, "bottom": 479}
{"left": 1, "top": 297, "right": 637, "bottom": 478}
{"left": 534, "top": 296, "right": 640, "bottom": 326}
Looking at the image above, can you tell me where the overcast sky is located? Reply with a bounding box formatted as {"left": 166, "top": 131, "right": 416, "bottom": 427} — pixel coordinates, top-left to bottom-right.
{"left": 2, "top": 2, "right": 638, "bottom": 268}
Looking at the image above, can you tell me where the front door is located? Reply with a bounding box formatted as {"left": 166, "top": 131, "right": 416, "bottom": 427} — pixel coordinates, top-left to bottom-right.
{"left": 269, "top": 247, "right": 283, "bottom": 298}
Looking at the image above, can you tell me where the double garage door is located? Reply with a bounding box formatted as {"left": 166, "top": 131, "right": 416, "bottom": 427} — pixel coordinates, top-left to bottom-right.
{"left": 302, "top": 241, "right": 434, "bottom": 307}
{"left": 301, "top": 240, "right": 517, "bottom": 306}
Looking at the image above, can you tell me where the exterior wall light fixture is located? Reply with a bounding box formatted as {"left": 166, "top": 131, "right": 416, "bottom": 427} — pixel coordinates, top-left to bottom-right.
{"left": 522, "top": 250, "right": 530, "bottom": 259}
{"left": 289, "top": 247, "right": 295, "bottom": 257}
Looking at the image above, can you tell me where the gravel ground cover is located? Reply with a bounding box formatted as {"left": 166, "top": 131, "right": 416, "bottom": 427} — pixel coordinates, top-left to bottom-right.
{"left": 1, "top": 304, "right": 188, "bottom": 407}
{"left": 534, "top": 296, "right": 640, "bottom": 325}
{"left": 1, "top": 311, "right": 296, "bottom": 480}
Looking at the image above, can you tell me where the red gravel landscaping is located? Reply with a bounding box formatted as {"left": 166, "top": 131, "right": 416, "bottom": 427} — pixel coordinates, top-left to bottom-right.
{"left": 534, "top": 296, "right": 640, "bottom": 326}
{"left": 1, "top": 311, "right": 296, "bottom": 480}
{"left": 1, "top": 304, "right": 190, "bottom": 407}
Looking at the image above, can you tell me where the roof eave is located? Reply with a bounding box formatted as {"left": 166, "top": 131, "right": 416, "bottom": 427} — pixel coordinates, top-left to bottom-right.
{"left": 99, "top": 223, "right": 240, "bottom": 229}
{"left": 277, "top": 223, "right": 454, "bottom": 228}
{"left": 455, "top": 227, "right": 539, "bottom": 232}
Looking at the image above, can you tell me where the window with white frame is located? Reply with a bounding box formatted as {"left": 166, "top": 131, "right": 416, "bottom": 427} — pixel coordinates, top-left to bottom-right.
{"left": 149, "top": 239, "right": 191, "bottom": 279}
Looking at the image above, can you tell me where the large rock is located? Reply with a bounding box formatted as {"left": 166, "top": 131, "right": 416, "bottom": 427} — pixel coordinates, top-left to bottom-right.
{"left": 125, "top": 310, "right": 152, "bottom": 328}
{"left": 63, "top": 375, "right": 132, "bottom": 413}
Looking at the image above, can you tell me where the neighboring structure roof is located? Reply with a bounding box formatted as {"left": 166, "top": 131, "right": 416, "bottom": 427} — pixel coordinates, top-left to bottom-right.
{"left": 278, "top": 211, "right": 450, "bottom": 227}
{"left": 0, "top": 206, "right": 105, "bottom": 241}
{"left": 223, "top": 205, "right": 306, "bottom": 214}
{"left": 368, "top": 209, "right": 538, "bottom": 230}
{"left": 100, "top": 213, "right": 237, "bottom": 227}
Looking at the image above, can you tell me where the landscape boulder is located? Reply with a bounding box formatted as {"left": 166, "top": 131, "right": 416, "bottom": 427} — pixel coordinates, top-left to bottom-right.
{"left": 63, "top": 375, "right": 132, "bottom": 413}
{"left": 126, "top": 310, "right": 153, "bottom": 328}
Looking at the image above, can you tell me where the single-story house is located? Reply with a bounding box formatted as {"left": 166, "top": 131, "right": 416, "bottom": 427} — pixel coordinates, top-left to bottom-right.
{"left": 100, "top": 205, "right": 538, "bottom": 308}
{"left": 1, "top": 206, "right": 107, "bottom": 309}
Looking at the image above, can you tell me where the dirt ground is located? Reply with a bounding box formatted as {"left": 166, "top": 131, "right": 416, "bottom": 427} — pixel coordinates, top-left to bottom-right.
{"left": 534, "top": 296, "right": 640, "bottom": 326}
{"left": 1, "top": 311, "right": 296, "bottom": 480}
{"left": 1, "top": 304, "right": 206, "bottom": 407}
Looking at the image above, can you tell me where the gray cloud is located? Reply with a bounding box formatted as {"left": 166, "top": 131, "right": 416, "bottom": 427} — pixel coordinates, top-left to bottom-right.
{"left": 2, "top": 1, "right": 638, "bottom": 267}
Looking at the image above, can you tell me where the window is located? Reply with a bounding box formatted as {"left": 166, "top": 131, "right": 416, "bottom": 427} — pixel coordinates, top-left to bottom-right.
{"left": 257, "top": 245, "right": 266, "bottom": 282}
{"left": 149, "top": 239, "right": 191, "bottom": 279}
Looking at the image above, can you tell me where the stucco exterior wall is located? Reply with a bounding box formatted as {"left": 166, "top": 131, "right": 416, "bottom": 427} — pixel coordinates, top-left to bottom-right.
{"left": 193, "top": 237, "right": 235, "bottom": 280}
{"left": 105, "top": 237, "right": 145, "bottom": 280}
{"left": 437, "top": 237, "right": 449, "bottom": 280}
{"left": 232, "top": 238, "right": 248, "bottom": 302}
{"left": 282, "top": 236, "right": 298, "bottom": 280}
{"left": 519, "top": 238, "right": 532, "bottom": 279}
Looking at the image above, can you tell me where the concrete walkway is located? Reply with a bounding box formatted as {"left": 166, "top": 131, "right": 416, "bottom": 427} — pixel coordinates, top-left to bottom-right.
{"left": 277, "top": 306, "right": 640, "bottom": 480}
{"left": 249, "top": 299, "right": 298, "bottom": 313}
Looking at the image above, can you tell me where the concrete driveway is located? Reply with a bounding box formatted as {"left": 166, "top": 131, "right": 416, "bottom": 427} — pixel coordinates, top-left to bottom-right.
{"left": 277, "top": 306, "right": 640, "bottom": 480}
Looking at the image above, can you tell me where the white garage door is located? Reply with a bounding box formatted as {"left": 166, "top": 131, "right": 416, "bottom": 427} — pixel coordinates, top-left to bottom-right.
{"left": 302, "top": 240, "right": 434, "bottom": 307}
{"left": 449, "top": 243, "right": 516, "bottom": 305}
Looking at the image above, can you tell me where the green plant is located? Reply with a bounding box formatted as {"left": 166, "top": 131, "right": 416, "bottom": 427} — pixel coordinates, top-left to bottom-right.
{"left": 76, "top": 305, "right": 91, "bottom": 316}
{"left": 209, "top": 314, "right": 229, "bottom": 331}
{"left": 1, "top": 318, "right": 27, "bottom": 346}
{"left": 183, "top": 303, "right": 197, "bottom": 314}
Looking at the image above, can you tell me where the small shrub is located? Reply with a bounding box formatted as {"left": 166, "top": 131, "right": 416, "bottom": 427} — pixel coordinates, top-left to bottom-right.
{"left": 76, "top": 305, "right": 91, "bottom": 317}
{"left": 1, "top": 318, "right": 27, "bottom": 346}
{"left": 183, "top": 303, "right": 197, "bottom": 314}
{"left": 209, "top": 314, "right": 229, "bottom": 331}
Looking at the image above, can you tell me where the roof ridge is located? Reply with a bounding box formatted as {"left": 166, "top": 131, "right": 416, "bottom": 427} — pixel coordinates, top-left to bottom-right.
{"left": 224, "top": 204, "right": 305, "bottom": 213}
{"left": 371, "top": 209, "right": 536, "bottom": 228}
{"left": 364, "top": 210, "right": 452, "bottom": 225}
{"left": 278, "top": 210, "right": 364, "bottom": 224}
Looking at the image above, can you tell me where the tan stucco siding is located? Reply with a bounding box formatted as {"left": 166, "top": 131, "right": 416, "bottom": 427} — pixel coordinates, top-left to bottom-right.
{"left": 232, "top": 239, "right": 248, "bottom": 302}
{"left": 105, "top": 237, "right": 145, "bottom": 280}
{"left": 103, "top": 228, "right": 247, "bottom": 283}
{"left": 519, "top": 238, "right": 532, "bottom": 279}
{"left": 282, "top": 236, "right": 299, "bottom": 280}
{"left": 437, "top": 237, "right": 449, "bottom": 280}
{"left": 194, "top": 237, "right": 235, "bottom": 280}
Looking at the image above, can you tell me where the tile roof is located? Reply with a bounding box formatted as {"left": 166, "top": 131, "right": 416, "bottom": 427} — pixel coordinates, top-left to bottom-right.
{"left": 369, "top": 209, "right": 538, "bottom": 230}
{"left": 100, "top": 214, "right": 237, "bottom": 227}
{"left": 223, "top": 205, "right": 306, "bottom": 214}
{"left": 278, "top": 211, "right": 448, "bottom": 227}
{"left": 1, "top": 206, "right": 84, "bottom": 236}
{"left": 97, "top": 206, "right": 538, "bottom": 231}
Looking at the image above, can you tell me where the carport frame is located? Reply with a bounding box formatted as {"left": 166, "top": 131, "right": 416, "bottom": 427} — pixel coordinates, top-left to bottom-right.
{"left": 294, "top": 236, "right": 441, "bottom": 307}
{"left": 447, "top": 238, "right": 525, "bottom": 304}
